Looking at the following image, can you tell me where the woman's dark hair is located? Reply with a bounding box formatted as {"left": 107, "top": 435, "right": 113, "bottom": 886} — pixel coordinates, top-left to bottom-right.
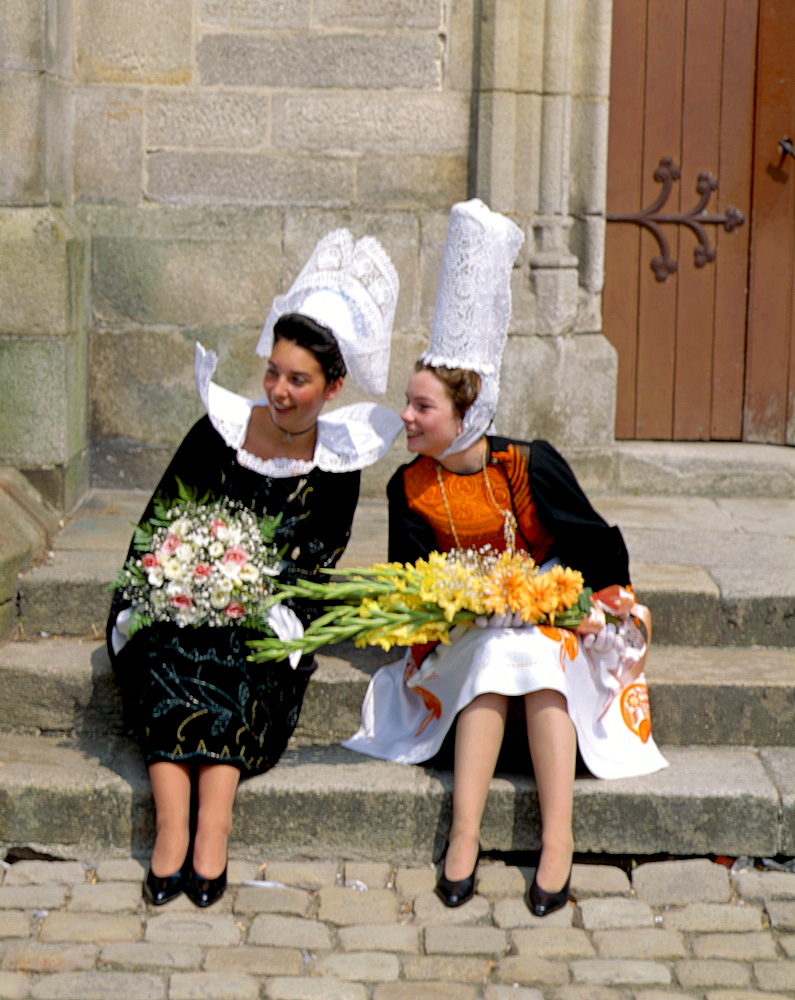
{"left": 273, "top": 313, "right": 347, "bottom": 383}
{"left": 415, "top": 361, "right": 481, "bottom": 420}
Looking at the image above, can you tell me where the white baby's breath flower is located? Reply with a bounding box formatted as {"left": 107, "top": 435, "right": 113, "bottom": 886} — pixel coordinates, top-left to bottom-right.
{"left": 151, "top": 589, "right": 168, "bottom": 608}
{"left": 210, "top": 586, "right": 231, "bottom": 609}
{"left": 238, "top": 563, "right": 259, "bottom": 584}
{"left": 176, "top": 542, "right": 194, "bottom": 564}
{"left": 171, "top": 517, "right": 190, "bottom": 536}
{"left": 162, "top": 556, "right": 186, "bottom": 581}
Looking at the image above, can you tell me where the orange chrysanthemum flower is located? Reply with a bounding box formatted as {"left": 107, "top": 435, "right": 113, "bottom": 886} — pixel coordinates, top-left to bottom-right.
{"left": 546, "top": 564, "right": 585, "bottom": 610}
{"left": 521, "top": 573, "right": 560, "bottom": 618}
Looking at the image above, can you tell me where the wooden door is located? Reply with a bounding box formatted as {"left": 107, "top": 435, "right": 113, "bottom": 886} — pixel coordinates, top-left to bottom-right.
{"left": 745, "top": 2, "right": 795, "bottom": 443}
{"left": 603, "top": 0, "right": 795, "bottom": 444}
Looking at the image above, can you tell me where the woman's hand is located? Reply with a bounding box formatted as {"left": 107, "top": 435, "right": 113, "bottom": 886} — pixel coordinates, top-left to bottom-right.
{"left": 581, "top": 623, "right": 626, "bottom": 654}
{"left": 474, "top": 612, "right": 525, "bottom": 628}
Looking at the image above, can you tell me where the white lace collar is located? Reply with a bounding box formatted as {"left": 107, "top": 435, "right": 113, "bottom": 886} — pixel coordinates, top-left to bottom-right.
{"left": 194, "top": 343, "right": 402, "bottom": 478}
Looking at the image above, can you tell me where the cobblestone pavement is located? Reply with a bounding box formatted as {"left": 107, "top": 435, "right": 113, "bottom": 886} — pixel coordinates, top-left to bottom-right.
{"left": 1, "top": 856, "right": 794, "bottom": 999}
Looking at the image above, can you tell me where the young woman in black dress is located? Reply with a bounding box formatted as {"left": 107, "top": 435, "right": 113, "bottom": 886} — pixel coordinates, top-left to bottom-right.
{"left": 109, "top": 230, "right": 401, "bottom": 907}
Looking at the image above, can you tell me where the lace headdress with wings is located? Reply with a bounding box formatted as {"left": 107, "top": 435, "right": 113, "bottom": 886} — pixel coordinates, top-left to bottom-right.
{"left": 257, "top": 229, "right": 399, "bottom": 395}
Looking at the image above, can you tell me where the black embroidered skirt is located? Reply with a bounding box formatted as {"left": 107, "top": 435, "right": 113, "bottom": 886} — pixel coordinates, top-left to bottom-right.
{"left": 116, "top": 622, "right": 314, "bottom": 778}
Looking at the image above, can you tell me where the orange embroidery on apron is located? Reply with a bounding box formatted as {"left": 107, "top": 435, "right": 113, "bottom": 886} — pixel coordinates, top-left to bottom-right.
{"left": 413, "top": 686, "right": 442, "bottom": 737}
{"left": 620, "top": 683, "right": 652, "bottom": 743}
{"left": 537, "top": 625, "right": 579, "bottom": 665}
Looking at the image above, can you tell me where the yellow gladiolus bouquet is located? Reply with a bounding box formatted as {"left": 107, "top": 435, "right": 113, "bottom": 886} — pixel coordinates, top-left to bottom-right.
{"left": 247, "top": 547, "right": 592, "bottom": 664}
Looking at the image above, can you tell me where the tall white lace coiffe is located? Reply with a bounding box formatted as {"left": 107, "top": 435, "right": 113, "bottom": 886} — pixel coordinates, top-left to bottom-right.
{"left": 420, "top": 199, "right": 524, "bottom": 457}
{"left": 256, "top": 228, "right": 399, "bottom": 395}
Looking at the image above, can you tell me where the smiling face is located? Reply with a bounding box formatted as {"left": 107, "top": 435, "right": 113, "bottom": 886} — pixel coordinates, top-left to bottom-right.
{"left": 401, "top": 369, "right": 463, "bottom": 457}
{"left": 263, "top": 338, "right": 343, "bottom": 435}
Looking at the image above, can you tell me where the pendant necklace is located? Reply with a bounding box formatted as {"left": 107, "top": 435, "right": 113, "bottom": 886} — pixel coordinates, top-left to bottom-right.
{"left": 282, "top": 424, "right": 316, "bottom": 444}
{"left": 435, "top": 446, "right": 518, "bottom": 552}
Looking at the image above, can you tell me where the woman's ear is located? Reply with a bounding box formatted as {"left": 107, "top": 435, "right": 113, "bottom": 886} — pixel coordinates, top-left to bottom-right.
{"left": 323, "top": 376, "right": 345, "bottom": 402}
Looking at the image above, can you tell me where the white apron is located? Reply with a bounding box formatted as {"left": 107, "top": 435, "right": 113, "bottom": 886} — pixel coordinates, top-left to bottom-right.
{"left": 342, "top": 622, "right": 668, "bottom": 780}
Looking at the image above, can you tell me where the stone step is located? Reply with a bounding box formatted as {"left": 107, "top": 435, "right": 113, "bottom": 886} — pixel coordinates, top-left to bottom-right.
{"left": 613, "top": 440, "right": 795, "bottom": 497}
{"left": 13, "top": 494, "right": 394, "bottom": 641}
{"left": 2, "top": 636, "right": 794, "bottom": 749}
{"left": 12, "top": 490, "right": 795, "bottom": 647}
{"left": 0, "top": 730, "right": 792, "bottom": 864}
{"left": 14, "top": 550, "right": 795, "bottom": 648}
{"left": 0, "top": 468, "right": 61, "bottom": 640}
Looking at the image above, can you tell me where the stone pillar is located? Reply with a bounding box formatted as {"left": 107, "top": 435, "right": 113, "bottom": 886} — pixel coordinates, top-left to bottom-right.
{"left": 474, "top": 0, "right": 618, "bottom": 484}
{"left": 0, "top": 209, "right": 90, "bottom": 511}
{"left": 44, "top": 0, "right": 76, "bottom": 207}
{"left": 0, "top": 1, "right": 91, "bottom": 512}
{"left": 0, "top": 0, "right": 74, "bottom": 205}
{"left": 1, "top": 1, "right": 47, "bottom": 205}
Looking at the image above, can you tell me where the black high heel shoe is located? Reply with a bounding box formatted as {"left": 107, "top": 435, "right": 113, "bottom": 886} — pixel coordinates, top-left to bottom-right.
{"left": 186, "top": 866, "right": 227, "bottom": 908}
{"left": 526, "top": 869, "right": 572, "bottom": 917}
{"left": 143, "top": 861, "right": 187, "bottom": 906}
{"left": 435, "top": 867, "right": 477, "bottom": 907}
{"left": 434, "top": 843, "right": 480, "bottom": 908}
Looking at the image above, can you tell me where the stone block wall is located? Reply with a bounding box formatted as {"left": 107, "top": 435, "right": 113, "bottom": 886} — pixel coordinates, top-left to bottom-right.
{"left": 70, "top": 0, "right": 472, "bottom": 498}
{"left": 0, "top": 0, "right": 617, "bottom": 507}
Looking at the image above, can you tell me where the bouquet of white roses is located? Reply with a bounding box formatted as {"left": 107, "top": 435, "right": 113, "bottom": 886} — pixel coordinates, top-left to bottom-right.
{"left": 111, "top": 480, "right": 284, "bottom": 637}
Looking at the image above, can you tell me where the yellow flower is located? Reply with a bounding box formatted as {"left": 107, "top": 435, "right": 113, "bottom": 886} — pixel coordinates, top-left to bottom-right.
{"left": 521, "top": 573, "right": 560, "bottom": 618}
{"left": 482, "top": 550, "right": 536, "bottom": 617}
{"left": 410, "top": 620, "right": 453, "bottom": 645}
{"left": 249, "top": 548, "right": 588, "bottom": 666}
{"left": 414, "top": 551, "right": 483, "bottom": 619}
{"left": 354, "top": 616, "right": 452, "bottom": 651}
{"left": 382, "top": 592, "right": 406, "bottom": 611}
{"left": 357, "top": 623, "right": 413, "bottom": 651}
{"left": 546, "top": 564, "right": 584, "bottom": 610}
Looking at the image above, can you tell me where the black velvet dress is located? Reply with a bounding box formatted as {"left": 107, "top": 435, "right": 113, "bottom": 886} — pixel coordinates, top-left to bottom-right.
{"left": 107, "top": 415, "right": 360, "bottom": 778}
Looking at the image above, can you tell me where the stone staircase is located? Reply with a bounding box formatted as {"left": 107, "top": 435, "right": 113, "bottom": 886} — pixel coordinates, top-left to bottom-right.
{"left": 1, "top": 443, "right": 794, "bottom": 866}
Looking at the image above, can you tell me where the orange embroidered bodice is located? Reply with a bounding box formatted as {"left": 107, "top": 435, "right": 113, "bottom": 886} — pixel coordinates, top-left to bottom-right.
{"left": 403, "top": 443, "right": 554, "bottom": 563}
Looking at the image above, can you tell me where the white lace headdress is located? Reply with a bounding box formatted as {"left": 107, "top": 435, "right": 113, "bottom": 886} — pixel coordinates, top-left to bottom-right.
{"left": 257, "top": 229, "right": 399, "bottom": 394}
{"left": 420, "top": 199, "right": 524, "bottom": 456}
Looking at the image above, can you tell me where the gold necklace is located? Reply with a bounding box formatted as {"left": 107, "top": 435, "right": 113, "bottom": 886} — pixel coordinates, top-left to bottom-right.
{"left": 435, "top": 447, "right": 517, "bottom": 552}
{"left": 435, "top": 462, "right": 462, "bottom": 549}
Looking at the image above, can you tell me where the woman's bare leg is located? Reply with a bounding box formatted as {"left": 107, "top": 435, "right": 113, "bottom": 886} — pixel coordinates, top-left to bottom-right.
{"left": 445, "top": 692, "right": 509, "bottom": 881}
{"left": 192, "top": 764, "right": 240, "bottom": 878}
{"left": 524, "top": 689, "right": 577, "bottom": 892}
{"left": 148, "top": 760, "right": 192, "bottom": 876}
